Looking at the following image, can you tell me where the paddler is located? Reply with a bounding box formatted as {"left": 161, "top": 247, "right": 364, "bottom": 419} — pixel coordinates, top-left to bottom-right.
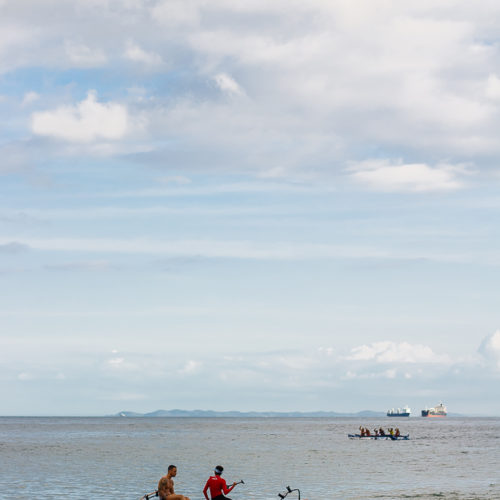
{"left": 157, "top": 465, "right": 191, "bottom": 500}
{"left": 203, "top": 465, "right": 237, "bottom": 500}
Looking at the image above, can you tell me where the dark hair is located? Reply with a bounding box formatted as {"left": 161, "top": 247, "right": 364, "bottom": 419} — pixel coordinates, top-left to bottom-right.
{"left": 168, "top": 465, "right": 176, "bottom": 471}
{"left": 215, "top": 465, "right": 224, "bottom": 475}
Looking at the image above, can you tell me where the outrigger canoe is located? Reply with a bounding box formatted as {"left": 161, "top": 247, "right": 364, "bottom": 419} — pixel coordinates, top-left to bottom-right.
{"left": 348, "top": 433, "right": 409, "bottom": 440}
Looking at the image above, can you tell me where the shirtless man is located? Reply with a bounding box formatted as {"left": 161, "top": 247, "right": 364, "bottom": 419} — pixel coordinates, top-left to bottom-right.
{"left": 158, "top": 465, "right": 191, "bottom": 500}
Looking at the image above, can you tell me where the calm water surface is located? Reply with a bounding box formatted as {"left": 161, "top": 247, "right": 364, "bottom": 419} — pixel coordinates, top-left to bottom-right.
{"left": 0, "top": 417, "right": 498, "bottom": 499}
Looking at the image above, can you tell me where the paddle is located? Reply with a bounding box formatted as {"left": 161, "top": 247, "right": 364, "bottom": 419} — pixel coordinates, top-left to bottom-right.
{"left": 278, "top": 485, "right": 301, "bottom": 499}
{"left": 140, "top": 491, "right": 158, "bottom": 500}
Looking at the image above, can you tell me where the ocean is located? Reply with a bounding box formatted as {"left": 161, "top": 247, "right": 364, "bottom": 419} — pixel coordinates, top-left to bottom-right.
{"left": 0, "top": 416, "right": 498, "bottom": 499}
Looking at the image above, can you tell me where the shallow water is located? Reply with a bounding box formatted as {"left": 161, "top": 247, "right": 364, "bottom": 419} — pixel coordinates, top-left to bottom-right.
{"left": 0, "top": 416, "right": 498, "bottom": 499}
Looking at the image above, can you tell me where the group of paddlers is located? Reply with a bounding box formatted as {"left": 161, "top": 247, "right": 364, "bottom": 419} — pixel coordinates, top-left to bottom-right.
{"left": 359, "top": 426, "right": 401, "bottom": 437}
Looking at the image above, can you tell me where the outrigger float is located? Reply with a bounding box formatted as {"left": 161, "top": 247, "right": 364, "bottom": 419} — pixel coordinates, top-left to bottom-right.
{"left": 348, "top": 433, "right": 409, "bottom": 440}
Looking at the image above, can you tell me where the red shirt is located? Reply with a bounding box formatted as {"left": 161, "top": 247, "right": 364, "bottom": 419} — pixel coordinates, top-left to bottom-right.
{"left": 203, "top": 475, "right": 234, "bottom": 499}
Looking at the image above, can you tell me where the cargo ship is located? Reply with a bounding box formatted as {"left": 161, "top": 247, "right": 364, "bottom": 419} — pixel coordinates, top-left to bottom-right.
{"left": 387, "top": 405, "right": 411, "bottom": 417}
{"left": 421, "top": 402, "right": 447, "bottom": 417}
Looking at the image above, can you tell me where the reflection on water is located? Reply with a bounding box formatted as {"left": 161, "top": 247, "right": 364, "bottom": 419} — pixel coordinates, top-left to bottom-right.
{"left": 1, "top": 417, "right": 499, "bottom": 499}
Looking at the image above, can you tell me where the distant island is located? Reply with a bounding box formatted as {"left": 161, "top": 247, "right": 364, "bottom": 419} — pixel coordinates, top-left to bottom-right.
{"left": 112, "top": 409, "right": 386, "bottom": 418}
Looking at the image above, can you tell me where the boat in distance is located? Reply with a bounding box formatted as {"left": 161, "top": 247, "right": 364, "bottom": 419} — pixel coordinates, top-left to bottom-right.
{"left": 387, "top": 405, "right": 411, "bottom": 417}
{"left": 421, "top": 402, "right": 447, "bottom": 417}
{"left": 348, "top": 433, "right": 410, "bottom": 440}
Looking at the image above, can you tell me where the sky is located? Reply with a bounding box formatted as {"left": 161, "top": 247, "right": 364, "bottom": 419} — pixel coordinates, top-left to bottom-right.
{"left": 1, "top": 0, "right": 500, "bottom": 416}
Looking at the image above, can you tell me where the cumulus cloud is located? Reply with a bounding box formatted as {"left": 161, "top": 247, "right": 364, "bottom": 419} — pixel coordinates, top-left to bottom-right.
{"left": 214, "top": 73, "right": 245, "bottom": 96}
{"left": 348, "top": 159, "right": 470, "bottom": 192}
{"left": 478, "top": 330, "right": 500, "bottom": 370}
{"left": 31, "top": 91, "right": 128, "bottom": 142}
{"left": 124, "top": 40, "right": 163, "bottom": 67}
{"left": 6, "top": 1, "right": 500, "bottom": 177}
{"left": 346, "top": 341, "right": 452, "bottom": 365}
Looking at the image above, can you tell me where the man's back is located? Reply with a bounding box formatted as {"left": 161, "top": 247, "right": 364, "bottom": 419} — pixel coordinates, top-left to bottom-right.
{"left": 206, "top": 475, "right": 223, "bottom": 497}
{"left": 158, "top": 474, "right": 174, "bottom": 500}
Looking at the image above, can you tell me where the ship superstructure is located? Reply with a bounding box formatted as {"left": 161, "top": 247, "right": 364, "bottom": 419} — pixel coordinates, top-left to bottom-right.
{"left": 421, "top": 402, "right": 447, "bottom": 417}
{"left": 387, "top": 405, "right": 411, "bottom": 417}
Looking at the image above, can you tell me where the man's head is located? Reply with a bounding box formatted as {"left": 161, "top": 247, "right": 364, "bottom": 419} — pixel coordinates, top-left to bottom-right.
{"left": 214, "top": 465, "right": 223, "bottom": 476}
{"left": 168, "top": 465, "right": 177, "bottom": 476}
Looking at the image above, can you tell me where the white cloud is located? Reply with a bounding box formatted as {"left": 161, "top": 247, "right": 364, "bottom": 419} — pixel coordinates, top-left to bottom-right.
{"left": 0, "top": 235, "right": 488, "bottom": 264}
{"left": 150, "top": 0, "right": 200, "bottom": 28}
{"left": 214, "top": 73, "right": 245, "bottom": 96}
{"left": 104, "top": 355, "right": 148, "bottom": 374}
{"left": 348, "top": 159, "right": 469, "bottom": 192}
{"left": 485, "top": 75, "right": 500, "bottom": 101}
{"left": 318, "top": 347, "right": 334, "bottom": 357}
{"left": 31, "top": 91, "right": 128, "bottom": 142}
{"left": 178, "top": 360, "right": 202, "bottom": 375}
{"left": 346, "top": 341, "right": 452, "bottom": 364}
{"left": 124, "top": 40, "right": 163, "bottom": 67}
{"left": 22, "top": 91, "right": 39, "bottom": 106}
{"left": 6, "top": 1, "right": 500, "bottom": 172}
{"left": 108, "top": 357, "right": 125, "bottom": 366}
{"left": 341, "top": 368, "right": 399, "bottom": 380}
{"left": 478, "top": 330, "right": 500, "bottom": 370}
{"left": 64, "top": 40, "right": 107, "bottom": 67}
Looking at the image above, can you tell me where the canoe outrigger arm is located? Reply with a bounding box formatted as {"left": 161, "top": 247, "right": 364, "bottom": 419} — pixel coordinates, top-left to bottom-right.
{"left": 140, "top": 491, "right": 158, "bottom": 499}
{"left": 278, "top": 486, "right": 301, "bottom": 499}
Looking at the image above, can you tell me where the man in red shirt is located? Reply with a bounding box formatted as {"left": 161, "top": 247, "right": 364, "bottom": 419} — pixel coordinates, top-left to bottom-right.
{"left": 203, "top": 465, "right": 237, "bottom": 500}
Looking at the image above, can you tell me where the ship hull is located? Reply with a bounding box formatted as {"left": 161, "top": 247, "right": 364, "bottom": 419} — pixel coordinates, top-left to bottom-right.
{"left": 421, "top": 410, "right": 446, "bottom": 417}
{"left": 387, "top": 413, "right": 410, "bottom": 417}
{"left": 348, "top": 433, "right": 410, "bottom": 440}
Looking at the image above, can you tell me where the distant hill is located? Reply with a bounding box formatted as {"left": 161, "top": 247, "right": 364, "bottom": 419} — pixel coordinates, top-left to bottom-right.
{"left": 112, "top": 409, "right": 386, "bottom": 418}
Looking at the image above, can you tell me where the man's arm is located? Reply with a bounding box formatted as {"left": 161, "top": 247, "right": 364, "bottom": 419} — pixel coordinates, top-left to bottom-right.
{"left": 203, "top": 479, "right": 210, "bottom": 500}
{"left": 222, "top": 478, "right": 236, "bottom": 495}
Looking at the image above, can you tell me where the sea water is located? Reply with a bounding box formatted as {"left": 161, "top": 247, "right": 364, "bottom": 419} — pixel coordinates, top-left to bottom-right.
{"left": 0, "top": 416, "right": 498, "bottom": 499}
